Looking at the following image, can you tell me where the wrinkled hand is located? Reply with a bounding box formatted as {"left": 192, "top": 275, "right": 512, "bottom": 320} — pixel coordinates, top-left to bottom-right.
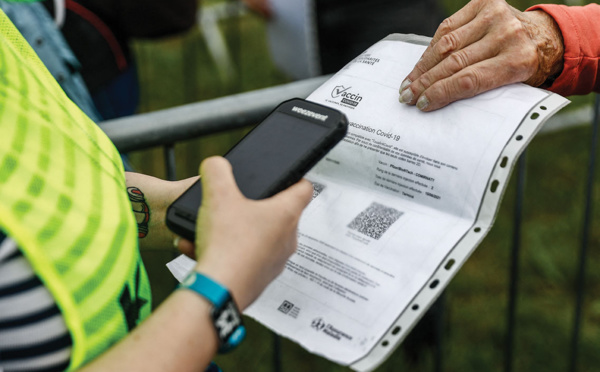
{"left": 192, "top": 156, "right": 313, "bottom": 310}
{"left": 399, "top": 0, "right": 563, "bottom": 112}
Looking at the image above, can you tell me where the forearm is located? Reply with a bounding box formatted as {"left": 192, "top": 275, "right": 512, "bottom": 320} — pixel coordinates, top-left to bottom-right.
{"left": 79, "top": 290, "right": 217, "bottom": 372}
{"left": 125, "top": 172, "right": 198, "bottom": 250}
{"left": 80, "top": 157, "right": 312, "bottom": 371}
{"left": 520, "top": 10, "right": 564, "bottom": 88}
{"left": 528, "top": 3, "right": 600, "bottom": 96}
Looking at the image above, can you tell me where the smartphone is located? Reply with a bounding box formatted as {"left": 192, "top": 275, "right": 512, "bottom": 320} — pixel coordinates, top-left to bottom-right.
{"left": 166, "top": 98, "right": 348, "bottom": 241}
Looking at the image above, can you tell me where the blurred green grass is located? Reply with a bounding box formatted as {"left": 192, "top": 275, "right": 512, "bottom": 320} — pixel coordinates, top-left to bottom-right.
{"left": 129, "top": 1, "right": 600, "bottom": 371}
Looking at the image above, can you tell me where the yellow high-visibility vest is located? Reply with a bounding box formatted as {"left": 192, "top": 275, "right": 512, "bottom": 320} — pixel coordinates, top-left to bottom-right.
{"left": 0, "top": 10, "right": 150, "bottom": 370}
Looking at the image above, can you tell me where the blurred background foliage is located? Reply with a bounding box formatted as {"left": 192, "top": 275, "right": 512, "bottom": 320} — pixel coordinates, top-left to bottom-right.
{"left": 128, "top": 0, "right": 600, "bottom": 371}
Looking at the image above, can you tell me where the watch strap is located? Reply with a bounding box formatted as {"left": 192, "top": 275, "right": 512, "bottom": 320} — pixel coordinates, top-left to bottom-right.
{"left": 180, "top": 271, "right": 246, "bottom": 353}
{"left": 182, "top": 271, "right": 229, "bottom": 307}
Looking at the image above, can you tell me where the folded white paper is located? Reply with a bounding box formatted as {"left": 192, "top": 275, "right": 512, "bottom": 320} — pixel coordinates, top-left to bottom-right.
{"left": 168, "top": 35, "right": 568, "bottom": 371}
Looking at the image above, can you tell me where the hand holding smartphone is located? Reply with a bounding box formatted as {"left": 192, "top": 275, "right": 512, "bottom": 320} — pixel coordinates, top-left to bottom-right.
{"left": 166, "top": 98, "right": 348, "bottom": 241}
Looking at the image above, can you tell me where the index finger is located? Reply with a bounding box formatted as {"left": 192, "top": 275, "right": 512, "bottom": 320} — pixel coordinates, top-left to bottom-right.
{"left": 418, "top": 53, "right": 527, "bottom": 111}
{"left": 401, "top": 0, "right": 482, "bottom": 89}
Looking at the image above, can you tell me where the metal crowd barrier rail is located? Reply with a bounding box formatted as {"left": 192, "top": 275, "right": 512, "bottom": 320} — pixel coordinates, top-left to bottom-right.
{"left": 100, "top": 78, "right": 593, "bottom": 154}
{"left": 100, "top": 79, "right": 599, "bottom": 372}
{"left": 99, "top": 76, "right": 329, "bottom": 154}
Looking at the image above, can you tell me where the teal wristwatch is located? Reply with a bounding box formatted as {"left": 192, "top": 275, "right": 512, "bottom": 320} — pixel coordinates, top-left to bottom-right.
{"left": 180, "top": 271, "right": 246, "bottom": 353}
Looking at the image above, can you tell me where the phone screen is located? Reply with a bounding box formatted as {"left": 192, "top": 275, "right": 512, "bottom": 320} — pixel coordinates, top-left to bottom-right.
{"left": 167, "top": 98, "right": 347, "bottom": 241}
{"left": 173, "top": 110, "right": 331, "bottom": 216}
{"left": 227, "top": 110, "right": 330, "bottom": 199}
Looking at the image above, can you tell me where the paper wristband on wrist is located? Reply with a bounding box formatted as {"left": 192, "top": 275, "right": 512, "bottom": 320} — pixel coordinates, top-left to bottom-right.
{"left": 179, "top": 271, "right": 246, "bottom": 353}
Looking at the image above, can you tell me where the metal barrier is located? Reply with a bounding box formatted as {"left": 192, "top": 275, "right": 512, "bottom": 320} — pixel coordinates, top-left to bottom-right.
{"left": 568, "top": 94, "right": 599, "bottom": 372}
{"left": 99, "top": 76, "right": 329, "bottom": 153}
{"left": 100, "top": 81, "right": 592, "bottom": 154}
{"left": 101, "top": 80, "right": 599, "bottom": 371}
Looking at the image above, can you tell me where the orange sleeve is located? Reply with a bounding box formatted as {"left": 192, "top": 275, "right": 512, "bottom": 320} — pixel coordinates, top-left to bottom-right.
{"left": 527, "top": 4, "right": 600, "bottom": 96}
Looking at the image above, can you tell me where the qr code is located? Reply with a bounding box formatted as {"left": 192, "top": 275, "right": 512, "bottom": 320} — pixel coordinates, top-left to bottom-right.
{"left": 311, "top": 181, "right": 326, "bottom": 200}
{"left": 347, "top": 202, "right": 403, "bottom": 240}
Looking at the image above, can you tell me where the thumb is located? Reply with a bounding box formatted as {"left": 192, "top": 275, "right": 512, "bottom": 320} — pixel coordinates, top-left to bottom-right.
{"left": 267, "top": 178, "right": 313, "bottom": 215}
{"left": 199, "top": 156, "right": 242, "bottom": 202}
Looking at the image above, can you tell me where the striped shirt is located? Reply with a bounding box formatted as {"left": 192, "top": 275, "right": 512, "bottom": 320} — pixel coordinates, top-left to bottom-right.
{"left": 0, "top": 230, "right": 72, "bottom": 372}
{"left": 0, "top": 234, "right": 223, "bottom": 372}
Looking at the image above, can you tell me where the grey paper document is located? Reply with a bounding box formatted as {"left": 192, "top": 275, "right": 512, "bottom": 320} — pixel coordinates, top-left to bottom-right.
{"left": 168, "top": 35, "right": 569, "bottom": 371}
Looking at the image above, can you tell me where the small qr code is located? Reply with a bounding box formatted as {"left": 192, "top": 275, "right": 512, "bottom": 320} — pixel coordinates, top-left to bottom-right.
{"left": 311, "top": 181, "right": 326, "bottom": 200}
{"left": 278, "top": 300, "right": 294, "bottom": 314}
{"left": 347, "top": 202, "right": 403, "bottom": 240}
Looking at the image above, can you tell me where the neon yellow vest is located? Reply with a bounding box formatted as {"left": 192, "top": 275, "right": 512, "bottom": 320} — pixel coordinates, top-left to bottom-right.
{"left": 0, "top": 10, "right": 151, "bottom": 370}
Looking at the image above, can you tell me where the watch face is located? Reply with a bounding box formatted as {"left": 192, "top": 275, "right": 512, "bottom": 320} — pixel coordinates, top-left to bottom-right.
{"left": 214, "top": 301, "right": 242, "bottom": 339}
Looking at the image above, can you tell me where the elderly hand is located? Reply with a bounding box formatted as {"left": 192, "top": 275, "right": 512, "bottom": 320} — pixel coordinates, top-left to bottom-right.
{"left": 399, "top": 0, "right": 564, "bottom": 112}
{"left": 192, "top": 156, "right": 313, "bottom": 310}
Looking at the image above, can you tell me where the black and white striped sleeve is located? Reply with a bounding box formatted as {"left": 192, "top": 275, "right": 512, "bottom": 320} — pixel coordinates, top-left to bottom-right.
{"left": 0, "top": 231, "right": 73, "bottom": 372}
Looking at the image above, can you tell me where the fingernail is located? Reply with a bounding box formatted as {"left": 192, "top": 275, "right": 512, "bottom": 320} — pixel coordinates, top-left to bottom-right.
{"left": 400, "top": 78, "right": 411, "bottom": 92}
{"left": 416, "top": 95, "right": 430, "bottom": 111}
{"left": 399, "top": 88, "right": 414, "bottom": 104}
{"left": 173, "top": 236, "right": 180, "bottom": 249}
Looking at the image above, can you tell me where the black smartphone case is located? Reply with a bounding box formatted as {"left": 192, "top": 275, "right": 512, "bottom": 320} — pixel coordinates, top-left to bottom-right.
{"left": 166, "top": 98, "right": 348, "bottom": 241}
